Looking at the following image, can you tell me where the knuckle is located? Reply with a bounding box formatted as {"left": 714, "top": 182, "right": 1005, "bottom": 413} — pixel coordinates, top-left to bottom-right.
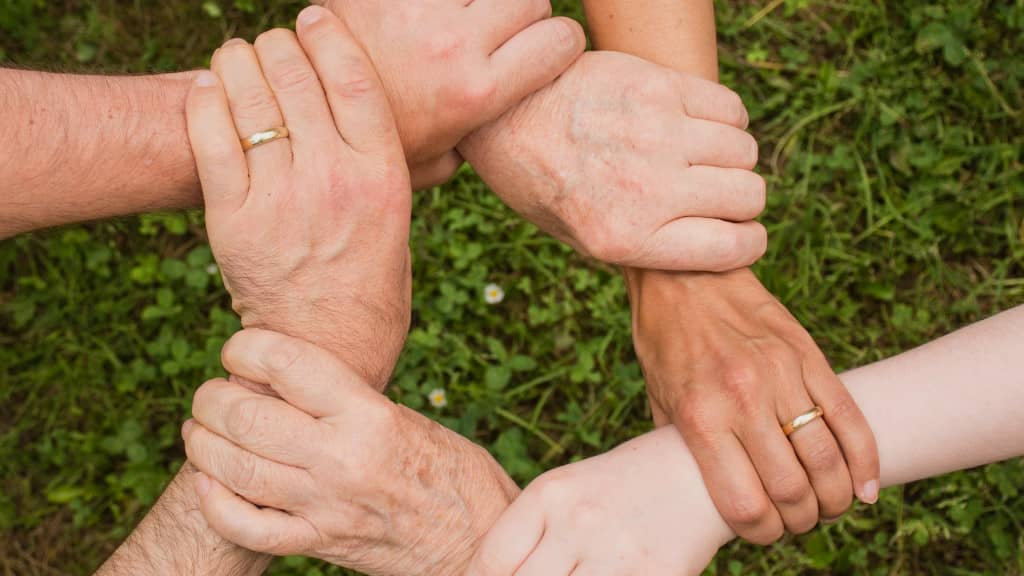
{"left": 720, "top": 364, "right": 761, "bottom": 412}
{"left": 229, "top": 450, "right": 264, "bottom": 495}
{"left": 361, "top": 398, "right": 400, "bottom": 436}
{"left": 226, "top": 398, "right": 263, "bottom": 441}
{"left": 821, "top": 492, "right": 854, "bottom": 518}
{"left": 726, "top": 495, "right": 773, "bottom": 527}
{"left": 677, "top": 399, "right": 719, "bottom": 444}
{"left": 769, "top": 473, "right": 812, "bottom": 506}
{"left": 534, "top": 470, "right": 576, "bottom": 505}
{"left": 268, "top": 60, "right": 319, "bottom": 94}
{"left": 427, "top": 31, "right": 466, "bottom": 62}
{"left": 327, "top": 66, "right": 378, "bottom": 100}
{"left": 234, "top": 87, "right": 280, "bottom": 120}
{"left": 824, "top": 396, "right": 861, "bottom": 426}
{"left": 707, "top": 232, "right": 747, "bottom": 271}
{"left": 803, "top": 437, "right": 843, "bottom": 471}
{"left": 452, "top": 77, "right": 498, "bottom": 112}
{"left": 632, "top": 72, "right": 674, "bottom": 104}
{"left": 264, "top": 338, "right": 304, "bottom": 375}
{"left": 253, "top": 525, "right": 291, "bottom": 555}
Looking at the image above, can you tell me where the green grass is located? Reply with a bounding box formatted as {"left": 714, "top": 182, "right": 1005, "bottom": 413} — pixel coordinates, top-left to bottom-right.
{"left": 1, "top": 0, "right": 1022, "bottom": 574}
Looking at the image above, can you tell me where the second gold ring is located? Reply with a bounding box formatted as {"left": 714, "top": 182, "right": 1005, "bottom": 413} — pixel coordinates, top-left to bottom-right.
{"left": 241, "top": 126, "right": 290, "bottom": 152}
{"left": 782, "top": 406, "right": 824, "bottom": 437}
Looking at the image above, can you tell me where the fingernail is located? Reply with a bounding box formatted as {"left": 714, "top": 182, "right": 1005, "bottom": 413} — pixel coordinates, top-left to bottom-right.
{"left": 860, "top": 479, "right": 880, "bottom": 504}
{"left": 222, "top": 37, "right": 247, "bottom": 48}
{"left": 821, "top": 515, "right": 843, "bottom": 525}
{"left": 181, "top": 419, "right": 195, "bottom": 436}
{"left": 195, "top": 71, "right": 218, "bottom": 87}
{"left": 194, "top": 472, "right": 211, "bottom": 497}
{"left": 298, "top": 6, "right": 324, "bottom": 26}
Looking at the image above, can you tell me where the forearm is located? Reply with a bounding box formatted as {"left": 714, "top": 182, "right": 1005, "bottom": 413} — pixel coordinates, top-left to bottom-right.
{"left": 1, "top": 69, "right": 202, "bottom": 238}
{"left": 96, "top": 462, "right": 270, "bottom": 576}
{"left": 581, "top": 1, "right": 764, "bottom": 362}
{"left": 582, "top": 0, "right": 718, "bottom": 80}
{"left": 651, "top": 305, "right": 1024, "bottom": 546}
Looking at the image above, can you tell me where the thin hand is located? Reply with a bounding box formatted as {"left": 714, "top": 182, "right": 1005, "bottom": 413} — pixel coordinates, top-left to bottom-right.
{"left": 466, "top": 427, "right": 733, "bottom": 576}
{"left": 187, "top": 8, "right": 412, "bottom": 388}
{"left": 460, "top": 51, "right": 767, "bottom": 271}
{"left": 629, "top": 268, "right": 880, "bottom": 543}
{"left": 183, "top": 330, "right": 520, "bottom": 576}
{"left": 313, "top": 0, "right": 586, "bottom": 186}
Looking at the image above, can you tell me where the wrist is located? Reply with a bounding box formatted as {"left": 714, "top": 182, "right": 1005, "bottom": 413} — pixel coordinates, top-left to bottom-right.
{"left": 97, "top": 462, "right": 269, "bottom": 576}
{"left": 2, "top": 70, "right": 202, "bottom": 238}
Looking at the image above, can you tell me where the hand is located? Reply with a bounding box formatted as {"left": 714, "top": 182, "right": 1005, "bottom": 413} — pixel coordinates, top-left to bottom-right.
{"left": 628, "top": 268, "right": 880, "bottom": 543}
{"left": 187, "top": 10, "right": 412, "bottom": 388}
{"left": 182, "top": 329, "right": 520, "bottom": 576}
{"left": 466, "top": 427, "right": 733, "bottom": 576}
{"left": 313, "top": 0, "right": 586, "bottom": 185}
{"left": 459, "top": 51, "right": 768, "bottom": 272}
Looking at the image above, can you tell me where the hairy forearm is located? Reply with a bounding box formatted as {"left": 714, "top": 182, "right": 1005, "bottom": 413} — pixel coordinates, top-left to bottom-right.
{"left": 1, "top": 69, "right": 201, "bottom": 238}
{"left": 96, "top": 462, "right": 270, "bottom": 576}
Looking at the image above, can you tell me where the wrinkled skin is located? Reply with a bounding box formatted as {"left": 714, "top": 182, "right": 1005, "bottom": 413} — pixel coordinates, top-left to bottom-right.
{"left": 188, "top": 9, "right": 416, "bottom": 388}
{"left": 184, "top": 330, "right": 520, "bottom": 576}
{"left": 629, "top": 268, "right": 880, "bottom": 543}
{"left": 314, "top": 0, "right": 586, "bottom": 184}
{"left": 460, "top": 51, "right": 768, "bottom": 272}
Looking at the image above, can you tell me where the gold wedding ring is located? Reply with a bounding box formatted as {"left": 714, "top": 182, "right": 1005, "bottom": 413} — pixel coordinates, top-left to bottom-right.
{"left": 240, "top": 126, "right": 290, "bottom": 151}
{"left": 782, "top": 406, "right": 824, "bottom": 437}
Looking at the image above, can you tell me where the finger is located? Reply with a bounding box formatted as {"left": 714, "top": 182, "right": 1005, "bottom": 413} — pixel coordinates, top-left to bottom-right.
{"left": 191, "top": 378, "right": 321, "bottom": 467}
{"left": 488, "top": 17, "right": 585, "bottom": 120}
{"left": 466, "top": 492, "right": 546, "bottom": 576}
{"left": 736, "top": 419, "right": 819, "bottom": 534}
{"left": 186, "top": 71, "right": 250, "bottom": 214}
{"left": 683, "top": 427, "right": 784, "bottom": 545}
{"left": 785, "top": 413, "right": 854, "bottom": 520}
{"left": 252, "top": 28, "right": 338, "bottom": 150}
{"left": 296, "top": 6, "right": 402, "bottom": 156}
{"left": 804, "top": 361, "right": 881, "bottom": 505}
{"left": 634, "top": 218, "right": 767, "bottom": 272}
{"left": 211, "top": 38, "right": 291, "bottom": 180}
{"left": 195, "top": 472, "right": 316, "bottom": 556}
{"left": 677, "top": 166, "right": 767, "bottom": 222}
{"left": 513, "top": 534, "right": 578, "bottom": 576}
{"left": 410, "top": 150, "right": 464, "bottom": 191}
{"left": 680, "top": 118, "right": 759, "bottom": 169}
{"left": 183, "top": 420, "right": 312, "bottom": 510}
{"left": 467, "top": 0, "right": 551, "bottom": 51}
{"left": 221, "top": 329, "right": 375, "bottom": 417}
{"left": 675, "top": 73, "right": 750, "bottom": 129}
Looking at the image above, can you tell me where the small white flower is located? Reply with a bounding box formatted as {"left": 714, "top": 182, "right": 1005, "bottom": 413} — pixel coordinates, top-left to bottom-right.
{"left": 206, "top": 263, "right": 219, "bottom": 275}
{"left": 484, "top": 283, "right": 505, "bottom": 305}
{"left": 428, "top": 388, "right": 448, "bottom": 408}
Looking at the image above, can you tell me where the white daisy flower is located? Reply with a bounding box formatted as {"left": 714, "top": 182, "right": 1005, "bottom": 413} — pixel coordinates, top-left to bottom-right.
{"left": 428, "top": 388, "right": 448, "bottom": 408}
{"left": 484, "top": 283, "right": 505, "bottom": 305}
